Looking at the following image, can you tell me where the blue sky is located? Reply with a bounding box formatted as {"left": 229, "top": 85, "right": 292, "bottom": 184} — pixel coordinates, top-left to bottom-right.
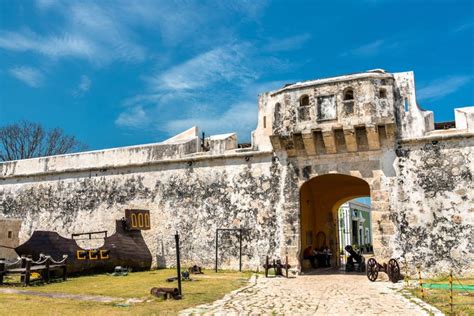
{"left": 1, "top": 0, "right": 473, "bottom": 150}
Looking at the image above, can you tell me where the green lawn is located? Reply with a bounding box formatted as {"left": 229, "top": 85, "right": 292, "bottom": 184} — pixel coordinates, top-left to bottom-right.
{"left": 408, "top": 277, "right": 474, "bottom": 316}
{"left": 0, "top": 269, "right": 252, "bottom": 315}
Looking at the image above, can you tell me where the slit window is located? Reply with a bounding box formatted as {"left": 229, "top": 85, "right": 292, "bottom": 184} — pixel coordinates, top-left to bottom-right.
{"left": 344, "top": 89, "right": 354, "bottom": 101}
{"left": 274, "top": 102, "right": 281, "bottom": 125}
{"left": 300, "top": 95, "right": 310, "bottom": 106}
{"left": 263, "top": 116, "right": 266, "bottom": 128}
{"left": 379, "top": 88, "right": 387, "bottom": 99}
{"left": 8, "top": 231, "right": 12, "bottom": 238}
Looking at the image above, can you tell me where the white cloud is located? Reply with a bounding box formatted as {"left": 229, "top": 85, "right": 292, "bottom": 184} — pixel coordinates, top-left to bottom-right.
{"left": 349, "top": 40, "right": 385, "bottom": 57}
{"left": 417, "top": 75, "right": 472, "bottom": 101}
{"left": 150, "top": 45, "right": 257, "bottom": 91}
{"left": 0, "top": 2, "right": 147, "bottom": 65}
{"left": 67, "top": 2, "right": 146, "bottom": 63}
{"left": 9, "top": 66, "right": 44, "bottom": 87}
{"left": 1, "top": 1, "right": 269, "bottom": 66}
{"left": 0, "top": 31, "right": 95, "bottom": 59}
{"left": 72, "top": 75, "right": 91, "bottom": 97}
{"left": 452, "top": 21, "right": 473, "bottom": 33}
{"left": 122, "top": 1, "right": 268, "bottom": 45}
{"left": 114, "top": 35, "right": 287, "bottom": 140}
{"left": 117, "top": 77, "right": 284, "bottom": 140}
{"left": 115, "top": 105, "right": 150, "bottom": 128}
{"left": 36, "top": 0, "right": 56, "bottom": 10}
{"left": 341, "top": 39, "right": 402, "bottom": 58}
{"left": 264, "top": 33, "right": 311, "bottom": 52}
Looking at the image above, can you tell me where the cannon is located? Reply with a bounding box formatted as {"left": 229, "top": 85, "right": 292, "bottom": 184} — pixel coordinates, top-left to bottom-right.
{"left": 150, "top": 287, "right": 181, "bottom": 300}
{"left": 263, "top": 256, "right": 291, "bottom": 278}
{"left": 166, "top": 271, "right": 191, "bottom": 282}
{"left": 366, "top": 258, "right": 401, "bottom": 283}
{"left": 344, "top": 245, "right": 365, "bottom": 272}
{"left": 188, "top": 265, "right": 203, "bottom": 274}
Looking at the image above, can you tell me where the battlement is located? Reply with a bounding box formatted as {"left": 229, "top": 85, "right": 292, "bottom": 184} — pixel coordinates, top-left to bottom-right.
{"left": 252, "top": 70, "right": 472, "bottom": 155}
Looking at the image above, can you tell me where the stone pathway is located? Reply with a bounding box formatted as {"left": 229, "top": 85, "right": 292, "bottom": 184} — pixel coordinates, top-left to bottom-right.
{"left": 181, "top": 271, "right": 442, "bottom": 315}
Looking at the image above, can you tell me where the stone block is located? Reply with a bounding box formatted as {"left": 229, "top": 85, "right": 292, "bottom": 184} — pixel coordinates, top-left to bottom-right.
{"left": 322, "top": 130, "right": 337, "bottom": 154}
{"left": 343, "top": 128, "right": 358, "bottom": 152}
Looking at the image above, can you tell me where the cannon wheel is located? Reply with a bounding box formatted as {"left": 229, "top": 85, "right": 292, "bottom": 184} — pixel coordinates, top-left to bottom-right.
{"left": 387, "top": 259, "right": 400, "bottom": 283}
{"left": 366, "top": 258, "right": 378, "bottom": 282}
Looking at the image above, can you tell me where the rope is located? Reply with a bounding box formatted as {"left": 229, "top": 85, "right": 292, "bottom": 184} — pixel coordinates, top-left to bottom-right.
{"left": 3, "top": 257, "right": 22, "bottom": 267}
{"left": 31, "top": 254, "right": 50, "bottom": 265}
{"left": 49, "top": 255, "right": 68, "bottom": 264}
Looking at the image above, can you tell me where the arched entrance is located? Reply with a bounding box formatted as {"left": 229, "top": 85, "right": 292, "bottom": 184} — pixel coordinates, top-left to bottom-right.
{"left": 299, "top": 174, "right": 371, "bottom": 270}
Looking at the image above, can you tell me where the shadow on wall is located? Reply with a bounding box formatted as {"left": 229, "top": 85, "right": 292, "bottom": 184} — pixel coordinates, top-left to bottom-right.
{"left": 156, "top": 239, "right": 167, "bottom": 268}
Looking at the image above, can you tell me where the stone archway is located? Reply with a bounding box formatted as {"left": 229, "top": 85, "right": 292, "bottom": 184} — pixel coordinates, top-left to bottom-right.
{"left": 299, "top": 174, "right": 371, "bottom": 269}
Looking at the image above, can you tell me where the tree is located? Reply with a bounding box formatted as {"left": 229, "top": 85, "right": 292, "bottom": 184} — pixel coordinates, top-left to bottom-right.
{"left": 0, "top": 121, "right": 87, "bottom": 161}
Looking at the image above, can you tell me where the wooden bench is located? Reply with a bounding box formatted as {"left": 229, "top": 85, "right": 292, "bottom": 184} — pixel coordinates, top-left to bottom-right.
{"left": 0, "top": 255, "right": 67, "bottom": 286}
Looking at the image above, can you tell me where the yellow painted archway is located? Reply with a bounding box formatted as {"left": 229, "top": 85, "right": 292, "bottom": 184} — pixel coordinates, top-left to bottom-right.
{"left": 300, "top": 174, "right": 370, "bottom": 269}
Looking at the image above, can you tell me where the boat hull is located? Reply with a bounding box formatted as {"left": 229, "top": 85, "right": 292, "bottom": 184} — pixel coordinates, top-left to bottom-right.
{"left": 15, "top": 220, "right": 152, "bottom": 274}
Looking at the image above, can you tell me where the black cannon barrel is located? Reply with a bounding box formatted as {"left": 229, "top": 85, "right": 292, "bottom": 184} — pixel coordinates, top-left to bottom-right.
{"left": 344, "top": 245, "right": 363, "bottom": 262}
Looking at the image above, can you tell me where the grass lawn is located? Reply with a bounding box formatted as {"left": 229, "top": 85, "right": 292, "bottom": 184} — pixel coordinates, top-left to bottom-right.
{"left": 408, "top": 277, "right": 474, "bottom": 316}
{"left": 0, "top": 269, "right": 252, "bottom": 315}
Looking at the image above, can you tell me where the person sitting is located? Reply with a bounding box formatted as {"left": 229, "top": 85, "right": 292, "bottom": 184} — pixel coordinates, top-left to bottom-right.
{"left": 314, "top": 247, "right": 325, "bottom": 267}
{"left": 303, "top": 246, "right": 317, "bottom": 268}
{"left": 322, "top": 246, "right": 332, "bottom": 267}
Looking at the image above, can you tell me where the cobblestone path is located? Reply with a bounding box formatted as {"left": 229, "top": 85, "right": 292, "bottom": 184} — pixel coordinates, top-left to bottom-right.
{"left": 181, "top": 272, "right": 442, "bottom": 315}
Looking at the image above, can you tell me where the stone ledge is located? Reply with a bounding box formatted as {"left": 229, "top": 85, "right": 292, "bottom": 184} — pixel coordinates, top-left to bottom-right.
{"left": 0, "top": 150, "right": 274, "bottom": 180}
{"left": 398, "top": 131, "right": 474, "bottom": 144}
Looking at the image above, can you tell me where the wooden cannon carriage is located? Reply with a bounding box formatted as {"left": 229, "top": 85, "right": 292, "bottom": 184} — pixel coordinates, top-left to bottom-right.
{"left": 263, "top": 256, "right": 291, "bottom": 278}
{"left": 366, "top": 258, "right": 401, "bottom": 283}
{"left": 344, "top": 245, "right": 366, "bottom": 272}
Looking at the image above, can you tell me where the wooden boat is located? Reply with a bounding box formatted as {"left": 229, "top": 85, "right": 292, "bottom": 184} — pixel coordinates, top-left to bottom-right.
{"left": 15, "top": 210, "right": 152, "bottom": 274}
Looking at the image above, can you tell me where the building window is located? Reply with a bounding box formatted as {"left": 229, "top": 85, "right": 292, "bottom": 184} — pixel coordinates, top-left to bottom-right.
{"left": 342, "top": 88, "right": 355, "bottom": 115}
{"left": 379, "top": 88, "right": 387, "bottom": 99}
{"left": 8, "top": 231, "right": 12, "bottom": 239}
{"left": 300, "top": 95, "right": 309, "bottom": 106}
{"left": 274, "top": 103, "right": 281, "bottom": 121}
{"left": 317, "top": 95, "right": 337, "bottom": 121}
{"left": 263, "top": 116, "right": 266, "bottom": 128}
{"left": 298, "top": 95, "right": 310, "bottom": 121}
{"left": 343, "top": 88, "right": 354, "bottom": 101}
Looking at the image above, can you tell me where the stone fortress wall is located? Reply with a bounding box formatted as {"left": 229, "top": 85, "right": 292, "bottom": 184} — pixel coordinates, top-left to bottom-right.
{"left": 1, "top": 69, "right": 472, "bottom": 275}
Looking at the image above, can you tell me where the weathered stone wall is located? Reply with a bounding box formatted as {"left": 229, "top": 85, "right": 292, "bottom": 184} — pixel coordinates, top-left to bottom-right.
{"left": 390, "top": 136, "right": 474, "bottom": 274}
{"left": 0, "top": 70, "right": 472, "bottom": 276}
{"left": 0, "top": 153, "right": 291, "bottom": 270}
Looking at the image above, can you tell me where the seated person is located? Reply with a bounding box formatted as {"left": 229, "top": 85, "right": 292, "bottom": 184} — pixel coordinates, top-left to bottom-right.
{"left": 314, "top": 247, "right": 326, "bottom": 267}
{"left": 322, "top": 246, "right": 332, "bottom": 267}
{"left": 303, "top": 246, "right": 317, "bottom": 268}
